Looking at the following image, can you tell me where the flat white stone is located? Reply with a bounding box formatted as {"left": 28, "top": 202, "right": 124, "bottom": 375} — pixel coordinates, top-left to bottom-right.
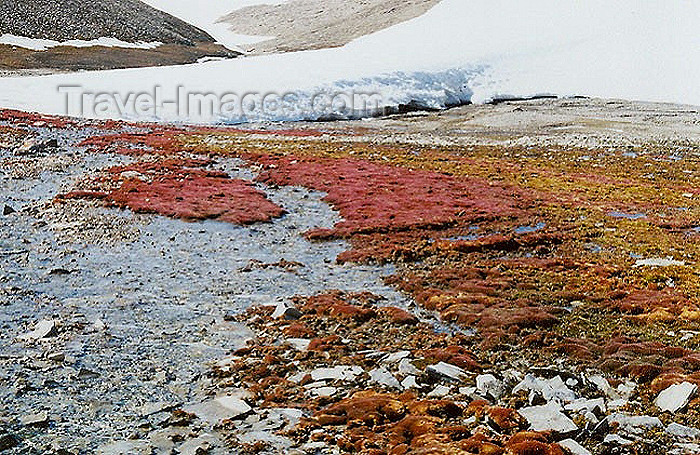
{"left": 285, "top": 338, "right": 311, "bottom": 351}
{"left": 459, "top": 386, "right": 477, "bottom": 396}
{"left": 310, "top": 365, "right": 363, "bottom": 382}
{"left": 427, "top": 385, "right": 451, "bottom": 398}
{"left": 21, "top": 412, "right": 48, "bottom": 426}
{"left": 382, "top": 351, "right": 411, "bottom": 364}
{"left": 401, "top": 375, "right": 418, "bottom": 389}
{"left": 303, "top": 381, "right": 328, "bottom": 389}
{"left": 310, "top": 387, "right": 337, "bottom": 397}
{"left": 565, "top": 398, "right": 606, "bottom": 414}
{"left": 426, "top": 362, "right": 467, "bottom": 382}
{"left": 288, "top": 372, "right": 307, "bottom": 383}
{"left": 604, "top": 434, "right": 633, "bottom": 445}
{"left": 398, "top": 358, "right": 420, "bottom": 375}
{"left": 667, "top": 422, "right": 700, "bottom": 439}
{"left": 655, "top": 382, "right": 697, "bottom": 413}
{"left": 19, "top": 319, "right": 56, "bottom": 341}
{"left": 518, "top": 402, "right": 578, "bottom": 433}
{"left": 634, "top": 257, "right": 686, "bottom": 267}
{"left": 184, "top": 396, "right": 251, "bottom": 423}
{"left": 476, "top": 374, "right": 505, "bottom": 399}
{"left": 607, "top": 399, "right": 628, "bottom": 411}
{"left": 513, "top": 375, "right": 577, "bottom": 404}
{"left": 369, "top": 367, "right": 402, "bottom": 389}
{"left": 215, "top": 396, "right": 252, "bottom": 417}
{"left": 607, "top": 413, "right": 663, "bottom": 435}
{"left": 558, "top": 439, "right": 592, "bottom": 455}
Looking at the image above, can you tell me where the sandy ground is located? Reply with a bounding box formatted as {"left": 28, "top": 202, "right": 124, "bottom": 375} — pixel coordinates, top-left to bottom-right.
{"left": 220, "top": 0, "right": 442, "bottom": 54}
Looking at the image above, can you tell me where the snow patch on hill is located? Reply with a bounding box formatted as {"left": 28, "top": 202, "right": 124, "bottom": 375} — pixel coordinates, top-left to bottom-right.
{"left": 0, "top": 34, "right": 162, "bottom": 51}
{"left": 139, "top": 0, "right": 285, "bottom": 50}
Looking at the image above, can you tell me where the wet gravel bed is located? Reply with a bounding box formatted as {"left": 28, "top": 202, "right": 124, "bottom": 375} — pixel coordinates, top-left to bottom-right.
{"left": 0, "top": 130, "right": 411, "bottom": 453}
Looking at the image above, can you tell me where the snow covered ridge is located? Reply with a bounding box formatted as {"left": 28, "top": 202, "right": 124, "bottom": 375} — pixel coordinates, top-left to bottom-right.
{"left": 0, "top": 34, "right": 163, "bottom": 52}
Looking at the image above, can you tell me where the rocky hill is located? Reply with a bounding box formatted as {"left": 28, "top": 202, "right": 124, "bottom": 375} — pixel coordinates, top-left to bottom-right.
{"left": 0, "top": 0, "right": 240, "bottom": 73}
{"left": 0, "top": 0, "right": 214, "bottom": 45}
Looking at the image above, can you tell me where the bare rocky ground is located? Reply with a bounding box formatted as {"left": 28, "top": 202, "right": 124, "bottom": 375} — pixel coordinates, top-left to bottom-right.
{"left": 1, "top": 97, "right": 700, "bottom": 454}
{"left": 304, "top": 97, "right": 700, "bottom": 151}
{"left": 0, "top": 122, "right": 410, "bottom": 453}
{"left": 220, "top": 0, "right": 442, "bottom": 54}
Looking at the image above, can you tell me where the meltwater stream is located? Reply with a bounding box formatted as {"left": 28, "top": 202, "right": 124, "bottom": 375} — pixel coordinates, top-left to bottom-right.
{"left": 0, "top": 148, "right": 410, "bottom": 451}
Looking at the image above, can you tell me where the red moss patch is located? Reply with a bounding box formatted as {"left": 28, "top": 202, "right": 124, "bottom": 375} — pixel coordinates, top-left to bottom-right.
{"left": 253, "top": 155, "right": 529, "bottom": 237}
{"left": 59, "top": 159, "right": 285, "bottom": 225}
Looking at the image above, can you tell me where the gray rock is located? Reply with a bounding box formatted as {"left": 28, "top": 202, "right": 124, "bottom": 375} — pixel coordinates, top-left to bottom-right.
{"left": 0, "top": 0, "right": 219, "bottom": 46}
{"left": 184, "top": 395, "right": 251, "bottom": 423}
{"left": 518, "top": 402, "right": 578, "bottom": 433}
{"left": 655, "top": 382, "right": 697, "bottom": 413}
{"left": 0, "top": 433, "right": 19, "bottom": 451}
{"left": 76, "top": 368, "right": 100, "bottom": 380}
{"left": 558, "top": 439, "right": 592, "bottom": 455}
{"left": 46, "top": 351, "right": 65, "bottom": 362}
{"left": 476, "top": 374, "right": 505, "bottom": 399}
{"left": 178, "top": 434, "right": 218, "bottom": 455}
{"left": 426, "top": 362, "right": 467, "bottom": 383}
{"left": 137, "top": 401, "right": 180, "bottom": 417}
{"left": 216, "top": 396, "right": 252, "bottom": 418}
{"left": 2, "top": 205, "right": 15, "bottom": 216}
